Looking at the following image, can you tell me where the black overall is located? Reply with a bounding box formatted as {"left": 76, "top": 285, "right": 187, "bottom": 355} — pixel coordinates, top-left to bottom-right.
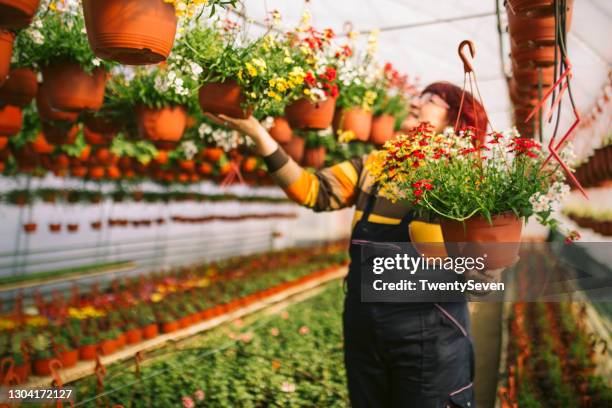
{"left": 343, "top": 190, "right": 476, "bottom": 408}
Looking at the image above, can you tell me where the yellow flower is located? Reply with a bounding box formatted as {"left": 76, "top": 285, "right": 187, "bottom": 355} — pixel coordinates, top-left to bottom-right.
{"left": 338, "top": 129, "right": 356, "bottom": 143}
{"left": 237, "top": 70, "right": 243, "bottom": 81}
{"left": 151, "top": 293, "right": 163, "bottom": 303}
{"left": 245, "top": 63, "right": 258, "bottom": 77}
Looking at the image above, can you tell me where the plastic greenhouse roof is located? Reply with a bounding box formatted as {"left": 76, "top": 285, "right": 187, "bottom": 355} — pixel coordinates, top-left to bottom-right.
{"left": 239, "top": 0, "right": 612, "bottom": 140}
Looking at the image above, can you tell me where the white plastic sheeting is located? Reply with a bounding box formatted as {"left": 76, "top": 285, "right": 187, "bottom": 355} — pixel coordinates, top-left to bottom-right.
{"left": 239, "top": 0, "right": 611, "bottom": 140}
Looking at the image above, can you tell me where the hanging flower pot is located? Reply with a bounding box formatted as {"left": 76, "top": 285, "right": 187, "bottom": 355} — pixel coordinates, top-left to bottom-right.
{"left": 506, "top": 0, "right": 573, "bottom": 19}
{"left": 281, "top": 136, "right": 305, "bottom": 163}
{"left": 0, "top": 30, "right": 14, "bottom": 86}
{"left": 285, "top": 97, "right": 336, "bottom": 130}
{"left": 333, "top": 107, "right": 372, "bottom": 141}
{"left": 84, "top": 126, "right": 113, "bottom": 147}
{"left": 41, "top": 121, "right": 78, "bottom": 145}
{"left": 514, "top": 67, "right": 554, "bottom": 90}
{"left": 511, "top": 45, "right": 556, "bottom": 69}
{"left": 198, "top": 80, "right": 252, "bottom": 119}
{"left": 440, "top": 212, "right": 523, "bottom": 269}
{"left": 0, "top": 0, "right": 40, "bottom": 30}
{"left": 48, "top": 223, "right": 61, "bottom": 233}
{"left": 0, "top": 68, "right": 38, "bottom": 107}
{"left": 268, "top": 117, "right": 293, "bottom": 143}
{"left": 82, "top": 0, "right": 178, "bottom": 65}
{"left": 302, "top": 146, "right": 326, "bottom": 169}
{"left": 136, "top": 105, "right": 186, "bottom": 142}
{"left": 23, "top": 222, "right": 37, "bottom": 233}
{"left": 84, "top": 112, "right": 122, "bottom": 134}
{"left": 36, "top": 83, "right": 79, "bottom": 122}
{"left": 369, "top": 114, "right": 396, "bottom": 145}
{"left": 0, "top": 104, "right": 22, "bottom": 136}
{"left": 42, "top": 63, "right": 106, "bottom": 112}
{"left": 67, "top": 223, "right": 79, "bottom": 233}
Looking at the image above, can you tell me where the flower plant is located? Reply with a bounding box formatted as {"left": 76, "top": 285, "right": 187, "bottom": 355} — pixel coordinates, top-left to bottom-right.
{"left": 367, "top": 123, "right": 573, "bottom": 231}
{"left": 371, "top": 62, "right": 414, "bottom": 120}
{"left": 15, "top": 0, "right": 113, "bottom": 73}
{"left": 335, "top": 31, "right": 378, "bottom": 111}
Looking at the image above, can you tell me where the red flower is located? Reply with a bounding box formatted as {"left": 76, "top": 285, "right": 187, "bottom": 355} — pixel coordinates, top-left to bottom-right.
{"left": 324, "top": 28, "right": 335, "bottom": 39}
{"left": 304, "top": 71, "right": 316, "bottom": 87}
{"left": 413, "top": 189, "right": 423, "bottom": 197}
{"left": 324, "top": 67, "right": 337, "bottom": 82}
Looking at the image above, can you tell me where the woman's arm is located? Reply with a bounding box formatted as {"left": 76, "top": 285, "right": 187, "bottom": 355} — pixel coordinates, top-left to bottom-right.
{"left": 206, "top": 114, "right": 361, "bottom": 212}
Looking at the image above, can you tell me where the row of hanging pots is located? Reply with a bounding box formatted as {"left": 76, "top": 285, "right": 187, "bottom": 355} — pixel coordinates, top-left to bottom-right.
{"left": 573, "top": 144, "right": 612, "bottom": 188}
{"left": 506, "top": 0, "right": 574, "bottom": 138}
{"left": 566, "top": 213, "right": 612, "bottom": 237}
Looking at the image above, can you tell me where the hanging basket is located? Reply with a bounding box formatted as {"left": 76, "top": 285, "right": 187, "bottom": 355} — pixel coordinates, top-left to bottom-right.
{"left": 302, "top": 146, "right": 326, "bottom": 169}
{"left": 198, "top": 80, "right": 252, "bottom": 119}
{"left": 511, "top": 45, "right": 556, "bottom": 69}
{"left": 440, "top": 212, "right": 523, "bottom": 269}
{"left": 136, "top": 105, "right": 186, "bottom": 142}
{"left": 333, "top": 107, "right": 372, "bottom": 141}
{"left": 268, "top": 116, "right": 293, "bottom": 143}
{"left": 513, "top": 67, "right": 554, "bottom": 90}
{"left": 0, "top": 30, "right": 14, "bottom": 86}
{"left": 41, "top": 121, "right": 78, "bottom": 145}
{"left": 285, "top": 97, "right": 336, "bottom": 130}
{"left": 281, "top": 136, "right": 305, "bottom": 163}
{"left": 36, "top": 83, "right": 79, "bottom": 122}
{"left": 42, "top": 63, "right": 106, "bottom": 112}
{"left": 369, "top": 114, "right": 395, "bottom": 145}
{"left": 0, "top": 68, "right": 38, "bottom": 107}
{"left": 0, "top": 0, "right": 40, "bottom": 30}
{"left": 0, "top": 104, "right": 22, "bottom": 136}
{"left": 82, "top": 0, "right": 177, "bottom": 65}
{"left": 506, "top": 0, "right": 573, "bottom": 18}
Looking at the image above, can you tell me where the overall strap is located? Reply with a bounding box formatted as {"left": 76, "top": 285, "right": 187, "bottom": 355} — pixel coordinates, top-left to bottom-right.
{"left": 361, "top": 184, "right": 380, "bottom": 221}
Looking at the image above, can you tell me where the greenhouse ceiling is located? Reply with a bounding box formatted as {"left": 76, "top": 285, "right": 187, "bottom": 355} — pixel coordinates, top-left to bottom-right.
{"left": 239, "top": 0, "right": 612, "bottom": 138}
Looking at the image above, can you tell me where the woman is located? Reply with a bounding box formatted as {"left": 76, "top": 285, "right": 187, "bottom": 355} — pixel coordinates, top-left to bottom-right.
{"left": 206, "top": 82, "right": 491, "bottom": 407}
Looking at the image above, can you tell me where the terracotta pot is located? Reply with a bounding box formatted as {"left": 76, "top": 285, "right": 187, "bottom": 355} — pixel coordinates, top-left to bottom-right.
{"left": 23, "top": 222, "right": 36, "bottom": 233}
{"left": 0, "top": 135, "right": 7, "bottom": 150}
{"left": 281, "top": 136, "right": 305, "bottom": 163}
{"left": 201, "top": 147, "right": 223, "bottom": 162}
{"left": 302, "top": 146, "right": 326, "bottom": 169}
{"left": 58, "top": 349, "right": 78, "bottom": 368}
{"left": 48, "top": 223, "right": 61, "bottom": 233}
{"left": 178, "top": 316, "right": 191, "bottom": 329}
{"left": 285, "top": 97, "right": 336, "bottom": 130}
{"left": 440, "top": 212, "right": 523, "bottom": 269}
{"left": 0, "top": 68, "right": 38, "bottom": 107}
{"left": 84, "top": 112, "right": 121, "bottom": 133}
{"left": 99, "top": 339, "right": 116, "bottom": 356}
{"left": 198, "top": 80, "right": 252, "bottom": 119}
{"left": 0, "top": 30, "right": 13, "bottom": 86}
{"left": 0, "top": 0, "right": 40, "bottom": 30}
{"left": 78, "top": 344, "right": 97, "bottom": 360}
{"left": 32, "top": 357, "right": 56, "bottom": 376}
{"left": 514, "top": 67, "right": 554, "bottom": 90}
{"left": 370, "top": 114, "right": 396, "bottom": 145}
{"left": 125, "top": 328, "right": 142, "bottom": 344}
{"left": 88, "top": 166, "right": 105, "bottom": 180}
{"left": 511, "top": 45, "right": 556, "bottom": 69}
{"left": 508, "top": 13, "right": 553, "bottom": 47}
{"left": 507, "top": 0, "right": 573, "bottom": 18}
{"left": 36, "top": 83, "right": 79, "bottom": 122}
{"left": 0, "top": 104, "right": 22, "bottom": 136}
{"left": 161, "top": 321, "right": 179, "bottom": 333}
{"left": 42, "top": 63, "right": 106, "bottom": 112}
{"left": 84, "top": 126, "right": 113, "bottom": 146}
{"left": 142, "top": 324, "right": 158, "bottom": 339}
{"left": 136, "top": 105, "right": 186, "bottom": 142}
{"left": 268, "top": 117, "right": 293, "bottom": 143}
{"left": 334, "top": 107, "right": 372, "bottom": 141}
{"left": 82, "top": 0, "right": 177, "bottom": 65}
{"left": 41, "top": 121, "right": 78, "bottom": 145}
{"left": 67, "top": 223, "right": 79, "bottom": 233}
{"left": 14, "top": 363, "right": 28, "bottom": 383}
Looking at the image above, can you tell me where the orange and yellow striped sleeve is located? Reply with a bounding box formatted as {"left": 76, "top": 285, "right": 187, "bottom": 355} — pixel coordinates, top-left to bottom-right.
{"left": 263, "top": 147, "right": 362, "bottom": 212}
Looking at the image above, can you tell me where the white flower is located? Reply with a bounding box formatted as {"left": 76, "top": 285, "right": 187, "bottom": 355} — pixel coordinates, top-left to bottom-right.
{"left": 261, "top": 116, "right": 275, "bottom": 130}
{"left": 188, "top": 61, "right": 203, "bottom": 78}
{"left": 280, "top": 381, "right": 296, "bottom": 393}
{"left": 181, "top": 141, "right": 198, "bottom": 160}
{"left": 198, "top": 123, "right": 213, "bottom": 137}
{"left": 29, "top": 29, "right": 44, "bottom": 45}
{"left": 92, "top": 58, "right": 101, "bottom": 67}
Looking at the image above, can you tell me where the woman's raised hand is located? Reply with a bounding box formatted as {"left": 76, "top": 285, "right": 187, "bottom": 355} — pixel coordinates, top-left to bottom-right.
{"left": 203, "top": 113, "right": 278, "bottom": 156}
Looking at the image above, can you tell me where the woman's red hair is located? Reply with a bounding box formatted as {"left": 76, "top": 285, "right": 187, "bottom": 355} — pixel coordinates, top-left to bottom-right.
{"left": 423, "top": 82, "right": 489, "bottom": 143}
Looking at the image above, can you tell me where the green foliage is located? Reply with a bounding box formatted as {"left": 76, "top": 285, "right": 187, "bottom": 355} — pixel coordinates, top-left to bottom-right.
{"left": 110, "top": 134, "right": 158, "bottom": 164}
